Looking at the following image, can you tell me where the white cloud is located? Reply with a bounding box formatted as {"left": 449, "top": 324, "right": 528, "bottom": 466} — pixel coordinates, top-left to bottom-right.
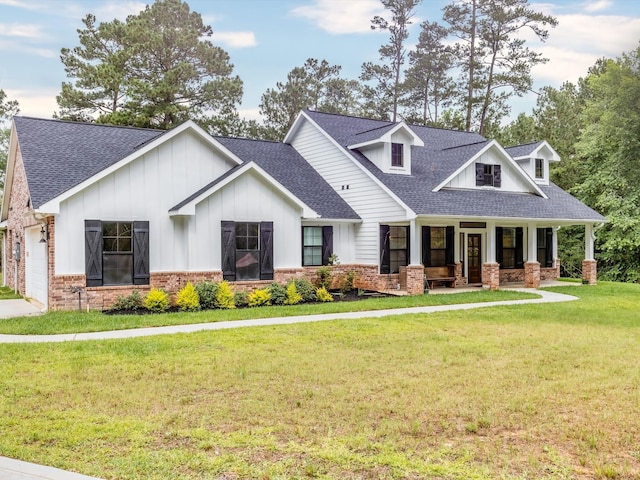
{"left": 212, "top": 31, "right": 257, "bottom": 49}
{"left": 0, "top": 38, "right": 57, "bottom": 58}
{"left": 239, "top": 107, "right": 261, "bottom": 122}
{"left": 583, "top": 0, "right": 613, "bottom": 13}
{"left": 531, "top": 14, "right": 640, "bottom": 85}
{"left": 5, "top": 88, "right": 58, "bottom": 118}
{"left": 0, "top": 23, "right": 43, "bottom": 38}
{"left": 291, "top": 0, "right": 384, "bottom": 34}
{"left": 94, "top": 1, "right": 147, "bottom": 20}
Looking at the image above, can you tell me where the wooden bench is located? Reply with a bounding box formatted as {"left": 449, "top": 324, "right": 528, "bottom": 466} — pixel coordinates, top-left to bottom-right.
{"left": 424, "top": 265, "right": 456, "bottom": 289}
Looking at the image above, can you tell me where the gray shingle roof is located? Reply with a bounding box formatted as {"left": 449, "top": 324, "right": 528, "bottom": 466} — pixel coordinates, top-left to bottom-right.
{"left": 504, "top": 141, "right": 545, "bottom": 158}
{"left": 305, "top": 110, "right": 606, "bottom": 223}
{"left": 215, "top": 136, "right": 359, "bottom": 220}
{"left": 14, "top": 116, "right": 165, "bottom": 209}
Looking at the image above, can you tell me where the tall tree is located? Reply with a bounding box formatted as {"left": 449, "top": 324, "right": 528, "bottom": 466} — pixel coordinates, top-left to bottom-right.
{"left": 0, "top": 89, "right": 19, "bottom": 200}
{"left": 571, "top": 46, "right": 640, "bottom": 282}
{"left": 444, "top": 0, "right": 557, "bottom": 134}
{"left": 259, "top": 58, "right": 356, "bottom": 140}
{"left": 360, "top": 0, "right": 421, "bottom": 122}
{"left": 403, "top": 20, "right": 454, "bottom": 125}
{"left": 57, "top": 0, "right": 243, "bottom": 133}
{"left": 57, "top": 14, "right": 128, "bottom": 122}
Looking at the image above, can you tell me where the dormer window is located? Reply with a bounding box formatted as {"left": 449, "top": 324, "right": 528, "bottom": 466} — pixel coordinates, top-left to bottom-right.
{"left": 391, "top": 143, "right": 403, "bottom": 167}
{"left": 476, "top": 163, "right": 502, "bottom": 188}
{"left": 535, "top": 158, "right": 544, "bottom": 179}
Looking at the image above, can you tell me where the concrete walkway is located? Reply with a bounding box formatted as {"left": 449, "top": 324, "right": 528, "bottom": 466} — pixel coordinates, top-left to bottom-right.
{"left": 0, "top": 299, "right": 43, "bottom": 319}
{"left": 0, "top": 288, "right": 578, "bottom": 344}
{"left": 0, "top": 456, "right": 103, "bottom": 480}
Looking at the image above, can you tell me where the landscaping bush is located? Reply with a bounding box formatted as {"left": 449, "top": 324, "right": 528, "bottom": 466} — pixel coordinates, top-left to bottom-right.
{"left": 316, "top": 266, "right": 333, "bottom": 290}
{"left": 248, "top": 288, "right": 271, "bottom": 307}
{"left": 109, "top": 290, "right": 143, "bottom": 312}
{"left": 284, "top": 281, "right": 303, "bottom": 305}
{"left": 316, "top": 286, "right": 334, "bottom": 302}
{"left": 234, "top": 290, "right": 249, "bottom": 308}
{"left": 195, "top": 281, "right": 218, "bottom": 310}
{"left": 176, "top": 282, "right": 200, "bottom": 311}
{"left": 215, "top": 281, "right": 235, "bottom": 309}
{"left": 338, "top": 270, "right": 357, "bottom": 295}
{"left": 267, "top": 282, "right": 287, "bottom": 305}
{"left": 294, "top": 277, "right": 316, "bottom": 302}
{"left": 144, "top": 288, "right": 170, "bottom": 313}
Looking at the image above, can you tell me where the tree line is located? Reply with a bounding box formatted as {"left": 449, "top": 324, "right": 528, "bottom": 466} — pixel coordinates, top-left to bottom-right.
{"left": 1, "top": 0, "right": 639, "bottom": 282}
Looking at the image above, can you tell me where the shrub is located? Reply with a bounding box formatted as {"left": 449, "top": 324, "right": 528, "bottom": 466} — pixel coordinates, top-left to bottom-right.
{"left": 234, "top": 290, "right": 249, "bottom": 308}
{"left": 316, "top": 266, "right": 333, "bottom": 290}
{"left": 195, "top": 281, "right": 218, "bottom": 310}
{"left": 268, "top": 282, "right": 287, "bottom": 305}
{"left": 339, "top": 270, "right": 357, "bottom": 294}
{"left": 294, "top": 277, "right": 316, "bottom": 303}
{"left": 284, "top": 281, "right": 303, "bottom": 305}
{"left": 109, "top": 290, "right": 143, "bottom": 312}
{"left": 176, "top": 282, "right": 200, "bottom": 311}
{"left": 316, "top": 286, "right": 334, "bottom": 302}
{"left": 144, "top": 288, "right": 169, "bottom": 313}
{"left": 248, "top": 288, "right": 271, "bottom": 307}
{"left": 215, "top": 281, "right": 235, "bottom": 309}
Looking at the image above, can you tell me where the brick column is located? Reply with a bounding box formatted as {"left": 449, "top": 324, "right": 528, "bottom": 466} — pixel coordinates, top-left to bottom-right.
{"left": 582, "top": 259, "right": 597, "bottom": 285}
{"left": 482, "top": 262, "right": 500, "bottom": 290}
{"left": 524, "top": 261, "right": 541, "bottom": 288}
{"left": 406, "top": 264, "right": 426, "bottom": 295}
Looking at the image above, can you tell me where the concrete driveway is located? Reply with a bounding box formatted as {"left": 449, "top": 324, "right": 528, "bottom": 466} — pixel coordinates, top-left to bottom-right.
{"left": 0, "top": 299, "right": 43, "bottom": 319}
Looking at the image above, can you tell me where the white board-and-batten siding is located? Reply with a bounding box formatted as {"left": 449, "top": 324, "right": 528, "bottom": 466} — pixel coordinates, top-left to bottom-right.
{"left": 54, "top": 130, "right": 302, "bottom": 275}
{"left": 445, "top": 150, "right": 533, "bottom": 193}
{"left": 290, "top": 119, "right": 407, "bottom": 265}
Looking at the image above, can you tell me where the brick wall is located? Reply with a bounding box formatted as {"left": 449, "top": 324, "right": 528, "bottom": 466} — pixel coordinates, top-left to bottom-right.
{"left": 482, "top": 263, "right": 500, "bottom": 290}
{"left": 582, "top": 259, "right": 597, "bottom": 285}
{"left": 524, "top": 261, "right": 541, "bottom": 288}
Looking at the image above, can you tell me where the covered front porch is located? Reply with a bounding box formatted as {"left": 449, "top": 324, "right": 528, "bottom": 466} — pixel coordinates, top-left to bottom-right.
{"left": 383, "top": 218, "right": 600, "bottom": 294}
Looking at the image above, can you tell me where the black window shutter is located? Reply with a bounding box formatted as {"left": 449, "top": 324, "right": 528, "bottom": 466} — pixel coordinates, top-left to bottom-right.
{"left": 85, "top": 220, "right": 103, "bottom": 287}
{"left": 132, "top": 221, "right": 150, "bottom": 285}
{"left": 494, "top": 165, "right": 502, "bottom": 188}
{"left": 515, "top": 227, "right": 524, "bottom": 269}
{"left": 446, "top": 226, "right": 455, "bottom": 265}
{"left": 260, "top": 221, "right": 274, "bottom": 280}
{"left": 475, "top": 163, "right": 485, "bottom": 186}
{"left": 496, "top": 227, "right": 503, "bottom": 267}
{"left": 322, "top": 226, "right": 333, "bottom": 266}
{"left": 221, "top": 221, "right": 236, "bottom": 281}
{"left": 545, "top": 227, "right": 554, "bottom": 267}
{"left": 422, "top": 226, "right": 431, "bottom": 267}
{"left": 380, "top": 225, "right": 390, "bottom": 274}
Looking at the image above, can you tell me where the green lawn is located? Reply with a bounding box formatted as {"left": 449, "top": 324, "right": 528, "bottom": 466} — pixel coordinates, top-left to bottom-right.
{"left": 0, "top": 282, "right": 638, "bottom": 479}
{"left": 0, "top": 285, "right": 21, "bottom": 300}
{"left": 0, "top": 289, "right": 537, "bottom": 335}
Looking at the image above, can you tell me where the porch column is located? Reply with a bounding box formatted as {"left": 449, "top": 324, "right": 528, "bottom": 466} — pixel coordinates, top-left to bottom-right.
{"left": 525, "top": 223, "right": 540, "bottom": 288}
{"left": 409, "top": 218, "right": 419, "bottom": 265}
{"left": 405, "top": 219, "right": 425, "bottom": 294}
{"left": 582, "top": 224, "right": 597, "bottom": 285}
{"left": 483, "top": 221, "right": 500, "bottom": 290}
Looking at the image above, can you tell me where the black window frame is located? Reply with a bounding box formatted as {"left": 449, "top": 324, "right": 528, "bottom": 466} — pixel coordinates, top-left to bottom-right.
{"left": 476, "top": 163, "right": 502, "bottom": 188}
{"left": 391, "top": 143, "right": 404, "bottom": 167}
{"left": 422, "top": 225, "right": 455, "bottom": 267}
{"left": 221, "top": 221, "right": 273, "bottom": 281}
{"left": 535, "top": 158, "right": 544, "bottom": 179}
{"left": 496, "top": 226, "right": 523, "bottom": 270}
{"left": 302, "top": 226, "right": 333, "bottom": 267}
{"left": 380, "top": 225, "right": 409, "bottom": 274}
{"left": 537, "top": 227, "right": 553, "bottom": 267}
{"left": 84, "top": 220, "right": 149, "bottom": 287}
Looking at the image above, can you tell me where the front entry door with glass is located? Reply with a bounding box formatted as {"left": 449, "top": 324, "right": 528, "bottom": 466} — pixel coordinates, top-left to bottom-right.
{"left": 467, "top": 234, "right": 482, "bottom": 284}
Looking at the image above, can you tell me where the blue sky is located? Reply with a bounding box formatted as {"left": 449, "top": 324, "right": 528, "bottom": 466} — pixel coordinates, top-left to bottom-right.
{"left": 0, "top": 0, "right": 639, "bottom": 123}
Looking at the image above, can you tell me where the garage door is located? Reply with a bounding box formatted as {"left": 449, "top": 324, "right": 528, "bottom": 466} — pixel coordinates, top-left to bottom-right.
{"left": 25, "top": 226, "right": 48, "bottom": 309}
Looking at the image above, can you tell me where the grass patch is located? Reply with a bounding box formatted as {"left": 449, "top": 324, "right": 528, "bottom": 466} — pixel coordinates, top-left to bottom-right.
{"left": 0, "top": 282, "right": 638, "bottom": 479}
{"left": 0, "top": 289, "right": 537, "bottom": 335}
{"left": 0, "top": 285, "right": 21, "bottom": 300}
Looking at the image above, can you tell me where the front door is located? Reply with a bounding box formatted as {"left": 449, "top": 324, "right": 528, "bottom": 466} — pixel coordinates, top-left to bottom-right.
{"left": 468, "top": 234, "right": 482, "bottom": 284}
